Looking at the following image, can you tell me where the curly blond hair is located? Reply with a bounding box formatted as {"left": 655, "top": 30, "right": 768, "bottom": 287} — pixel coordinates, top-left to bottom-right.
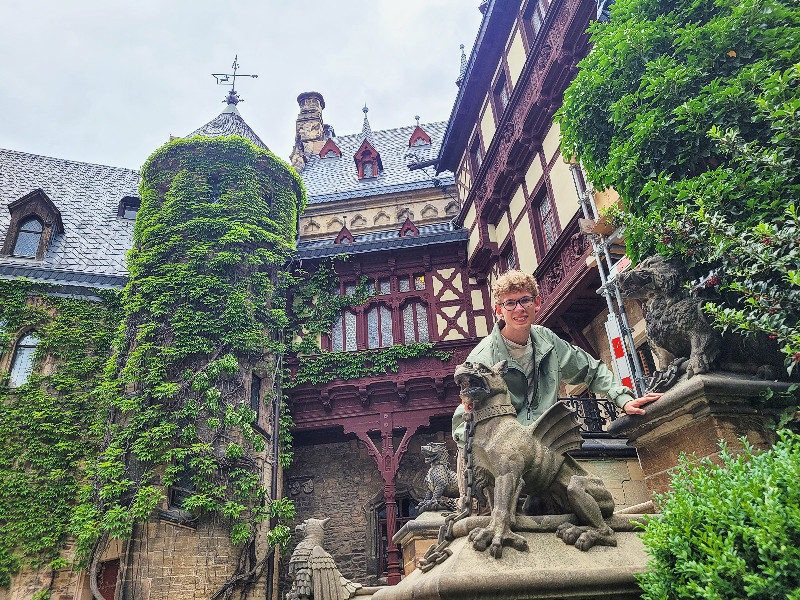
{"left": 492, "top": 270, "right": 540, "bottom": 301}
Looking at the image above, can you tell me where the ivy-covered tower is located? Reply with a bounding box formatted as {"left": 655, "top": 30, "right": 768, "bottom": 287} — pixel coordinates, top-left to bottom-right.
{"left": 88, "top": 94, "right": 306, "bottom": 600}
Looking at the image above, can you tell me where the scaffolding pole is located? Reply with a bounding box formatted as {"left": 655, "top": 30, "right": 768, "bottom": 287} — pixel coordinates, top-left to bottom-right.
{"left": 569, "top": 163, "right": 648, "bottom": 397}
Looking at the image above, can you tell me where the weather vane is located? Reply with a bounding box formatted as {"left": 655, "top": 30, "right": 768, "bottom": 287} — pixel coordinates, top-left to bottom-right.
{"left": 212, "top": 55, "right": 258, "bottom": 105}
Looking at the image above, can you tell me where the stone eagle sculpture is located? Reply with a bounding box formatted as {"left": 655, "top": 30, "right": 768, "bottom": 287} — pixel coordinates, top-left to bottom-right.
{"left": 286, "top": 517, "right": 362, "bottom": 600}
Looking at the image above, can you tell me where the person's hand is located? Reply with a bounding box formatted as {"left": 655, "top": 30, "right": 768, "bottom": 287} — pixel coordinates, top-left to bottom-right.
{"left": 623, "top": 392, "right": 663, "bottom": 415}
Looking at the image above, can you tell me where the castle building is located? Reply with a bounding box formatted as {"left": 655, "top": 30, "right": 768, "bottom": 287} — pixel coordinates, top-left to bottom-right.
{"left": 0, "top": 2, "right": 655, "bottom": 597}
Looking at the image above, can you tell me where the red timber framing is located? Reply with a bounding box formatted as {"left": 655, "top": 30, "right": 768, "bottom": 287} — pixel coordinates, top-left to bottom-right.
{"left": 287, "top": 240, "right": 479, "bottom": 584}
{"left": 464, "top": 0, "right": 594, "bottom": 226}
{"left": 454, "top": 0, "right": 603, "bottom": 345}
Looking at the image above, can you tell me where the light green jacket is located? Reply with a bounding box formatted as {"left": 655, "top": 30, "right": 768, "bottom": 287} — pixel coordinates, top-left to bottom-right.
{"left": 452, "top": 321, "right": 634, "bottom": 446}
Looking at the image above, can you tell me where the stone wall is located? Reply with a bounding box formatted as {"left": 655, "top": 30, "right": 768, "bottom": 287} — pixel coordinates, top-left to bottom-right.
{"left": 284, "top": 429, "right": 457, "bottom": 587}
{"left": 286, "top": 437, "right": 384, "bottom": 585}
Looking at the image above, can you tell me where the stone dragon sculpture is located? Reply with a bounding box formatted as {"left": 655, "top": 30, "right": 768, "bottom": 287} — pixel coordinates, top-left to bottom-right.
{"left": 454, "top": 361, "right": 617, "bottom": 557}
{"left": 416, "top": 442, "right": 460, "bottom": 513}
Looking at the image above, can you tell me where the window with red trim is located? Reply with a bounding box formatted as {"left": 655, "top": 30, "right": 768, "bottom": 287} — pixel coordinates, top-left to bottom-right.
{"left": 493, "top": 71, "right": 510, "bottom": 121}
{"left": 469, "top": 135, "right": 483, "bottom": 176}
{"left": 366, "top": 304, "right": 393, "bottom": 349}
{"left": 524, "top": 0, "right": 550, "bottom": 45}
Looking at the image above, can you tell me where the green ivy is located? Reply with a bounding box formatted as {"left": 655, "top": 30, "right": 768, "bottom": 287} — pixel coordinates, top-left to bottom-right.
{"left": 558, "top": 0, "right": 800, "bottom": 370}
{"left": 289, "top": 343, "right": 452, "bottom": 387}
{"left": 72, "top": 136, "right": 306, "bottom": 598}
{"left": 0, "top": 280, "right": 121, "bottom": 588}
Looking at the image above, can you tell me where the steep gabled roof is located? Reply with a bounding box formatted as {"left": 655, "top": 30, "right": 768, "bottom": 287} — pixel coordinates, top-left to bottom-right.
{"left": 0, "top": 148, "right": 139, "bottom": 288}
{"left": 187, "top": 104, "right": 269, "bottom": 150}
{"left": 300, "top": 121, "right": 455, "bottom": 204}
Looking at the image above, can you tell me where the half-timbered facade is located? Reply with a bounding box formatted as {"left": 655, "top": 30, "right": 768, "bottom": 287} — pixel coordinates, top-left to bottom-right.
{"left": 286, "top": 94, "right": 479, "bottom": 585}
{"left": 437, "top": 0, "right": 652, "bottom": 394}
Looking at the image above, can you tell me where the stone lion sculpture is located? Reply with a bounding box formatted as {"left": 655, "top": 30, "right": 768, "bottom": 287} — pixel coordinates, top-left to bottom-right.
{"left": 416, "top": 442, "right": 460, "bottom": 513}
{"left": 454, "top": 361, "right": 617, "bottom": 557}
{"left": 286, "top": 518, "right": 362, "bottom": 600}
{"left": 617, "top": 255, "right": 786, "bottom": 388}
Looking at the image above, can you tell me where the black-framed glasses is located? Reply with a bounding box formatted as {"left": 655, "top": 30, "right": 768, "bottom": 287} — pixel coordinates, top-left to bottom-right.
{"left": 496, "top": 296, "right": 537, "bottom": 311}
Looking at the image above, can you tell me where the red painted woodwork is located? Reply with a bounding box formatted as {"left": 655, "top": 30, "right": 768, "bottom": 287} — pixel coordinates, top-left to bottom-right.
{"left": 398, "top": 218, "right": 419, "bottom": 237}
{"left": 334, "top": 226, "right": 355, "bottom": 244}
{"left": 319, "top": 138, "right": 342, "bottom": 158}
{"left": 459, "top": 0, "right": 595, "bottom": 266}
{"left": 289, "top": 238, "right": 477, "bottom": 583}
{"left": 408, "top": 126, "right": 431, "bottom": 147}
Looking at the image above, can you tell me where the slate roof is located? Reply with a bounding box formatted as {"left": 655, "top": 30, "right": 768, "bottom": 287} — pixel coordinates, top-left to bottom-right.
{"left": 0, "top": 148, "right": 139, "bottom": 289}
{"left": 187, "top": 104, "right": 269, "bottom": 150}
{"left": 297, "top": 222, "right": 467, "bottom": 260}
{"left": 301, "top": 121, "right": 455, "bottom": 204}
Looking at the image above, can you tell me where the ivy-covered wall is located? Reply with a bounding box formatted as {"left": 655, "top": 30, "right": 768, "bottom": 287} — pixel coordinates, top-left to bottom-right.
{"left": 77, "top": 136, "right": 306, "bottom": 599}
{"left": 0, "top": 280, "right": 121, "bottom": 594}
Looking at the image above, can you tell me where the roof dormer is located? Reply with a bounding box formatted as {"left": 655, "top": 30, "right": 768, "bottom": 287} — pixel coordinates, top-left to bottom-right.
{"left": 399, "top": 218, "right": 419, "bottom": 237}
{"left": 319, "top": 138, "right": 342, "bottom": 159}
{"left": 409, "top": 120, "right": 431, "bottom": 147}
{"left": 334, "top": 226, "right": 355, "bottom": 244}
{"left": 2, "top": 189, "right": 64, "bottom": 260}
{"left": 354, "top": 104, "right": 382, "bottom": 179}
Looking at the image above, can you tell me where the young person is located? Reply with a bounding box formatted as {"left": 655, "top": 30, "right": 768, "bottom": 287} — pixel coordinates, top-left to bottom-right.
{"left": 452, "top": 270, "right": 660, "bottom": 445}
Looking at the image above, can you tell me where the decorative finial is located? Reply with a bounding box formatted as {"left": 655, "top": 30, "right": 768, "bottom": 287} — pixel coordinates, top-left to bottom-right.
{"left": 363, "top": 103, "right": 369, "bottom": 115}
{"left": 415, "top": 115, "right": 420, "bottom": 126}
{"left": 456, "top": 45, "right": 469, "bottom": 87}
{"left": 212, "top": 55, "right": 258, "bottom": 105}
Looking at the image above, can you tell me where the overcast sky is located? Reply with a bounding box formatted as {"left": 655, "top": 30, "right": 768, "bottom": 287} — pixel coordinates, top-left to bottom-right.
{"left": 0, "top": 1, "right": 483, "bottom": 171}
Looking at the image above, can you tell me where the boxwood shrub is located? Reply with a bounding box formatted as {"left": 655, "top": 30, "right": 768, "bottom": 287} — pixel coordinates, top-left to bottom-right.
{"left": 639, "top": 431, "right": 800, "bottom": 600}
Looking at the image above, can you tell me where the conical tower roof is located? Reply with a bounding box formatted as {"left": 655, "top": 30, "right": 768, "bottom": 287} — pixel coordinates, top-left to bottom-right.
{"left": 187, "top": 90, "right": 269, "bottom": 150}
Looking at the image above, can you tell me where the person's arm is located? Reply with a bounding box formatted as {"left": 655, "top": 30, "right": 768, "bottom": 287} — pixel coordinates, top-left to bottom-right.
{"left": 552, "top": 330, "right": 661, "bottom": 413}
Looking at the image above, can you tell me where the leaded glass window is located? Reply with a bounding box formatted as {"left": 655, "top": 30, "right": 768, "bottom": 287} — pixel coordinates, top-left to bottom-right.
{"left": 414, "top": 274, "right": 426, "bottom": 290}
{"left": 332, "top": 310, "right": 357, "bottom": 352}
{"left": 399, "top": 278, "right": 410, "bottom": 293}
{"left": 363, "top": 162, "right": 374, "bottom": 178}
{"left": 367, "top": 305, "right": 393, "bottom": 349}
{"left": 9, "top": 332, "right": 39, "bottom": 387}
{"left": 539, "top": 192, "right": 558, "bottom": 251}
{"left": 12, "top": 217, "right": 43, "bottom": 257}
{"left": 403, "top": 303, "right": 429, "bottom": 344}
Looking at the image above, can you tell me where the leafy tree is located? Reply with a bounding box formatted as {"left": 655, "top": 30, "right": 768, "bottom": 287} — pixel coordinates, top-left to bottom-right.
{"left": 559, "top": 0, "right": 800, "bottom": 372}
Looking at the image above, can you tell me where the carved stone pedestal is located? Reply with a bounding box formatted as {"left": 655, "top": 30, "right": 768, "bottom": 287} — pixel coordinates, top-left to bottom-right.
{"left": 374, "top": 517, "right": 648, "bottom": 600}
{"left": 608, "top": 372, "right": 794, "bottom": 496}
{"left": 393, "top": 511, "right": 446, "bottom": 576}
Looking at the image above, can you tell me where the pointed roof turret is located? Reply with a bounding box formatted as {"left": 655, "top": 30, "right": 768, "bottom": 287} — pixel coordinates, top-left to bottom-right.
{"left": 353, "top": 104, "right": 382, "bottom": 178}
{"left": 456, "top": 44, "right": 468, "bottom": 87}
{"left": 361, "top": 103, "right": 376, "bottom": 147}
{"left": 188, "top": 56, "right": 268, "bottom": 150}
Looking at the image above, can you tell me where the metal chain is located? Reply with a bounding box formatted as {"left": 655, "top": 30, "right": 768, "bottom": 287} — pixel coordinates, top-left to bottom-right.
{"left": 418, "top": 411, "right": 476, "bottom": 572}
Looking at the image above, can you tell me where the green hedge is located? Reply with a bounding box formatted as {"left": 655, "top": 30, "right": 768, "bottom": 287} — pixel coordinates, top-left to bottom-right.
{"left": 639, "top": 431, "right": 800, "bottom": 599}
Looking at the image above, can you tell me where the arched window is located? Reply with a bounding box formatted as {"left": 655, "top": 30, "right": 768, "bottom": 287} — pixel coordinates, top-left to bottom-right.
{"left": 9, "top": 332, "right": 39, "bottom": 387}
{"left": 402, "top": 302, "right": 429, "bottom": 343}
{"left": 332, "top": 310, "right": 357, "bottom": 352}
{"left": 12, "top": 217, "right": 43, "bottom": 257}
{"left": 366, "top": 305, "right": 393, "bottom": 349}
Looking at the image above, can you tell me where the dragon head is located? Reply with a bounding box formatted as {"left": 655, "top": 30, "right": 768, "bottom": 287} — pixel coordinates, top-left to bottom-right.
{"left": 421, "top": 442, "right": 450, "bottom": 465}
{"left": 454, "top": 360, "right": 509, "bottom": 410}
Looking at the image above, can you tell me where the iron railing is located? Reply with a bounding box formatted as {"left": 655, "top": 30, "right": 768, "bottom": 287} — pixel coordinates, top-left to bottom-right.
{"left": 560, "top": 397, "right": 620, "bottom": 434}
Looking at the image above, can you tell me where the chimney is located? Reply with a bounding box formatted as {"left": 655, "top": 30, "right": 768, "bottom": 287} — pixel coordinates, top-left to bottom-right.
{"left": 290, "top": 91, "right": 327, "bottom": 171}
